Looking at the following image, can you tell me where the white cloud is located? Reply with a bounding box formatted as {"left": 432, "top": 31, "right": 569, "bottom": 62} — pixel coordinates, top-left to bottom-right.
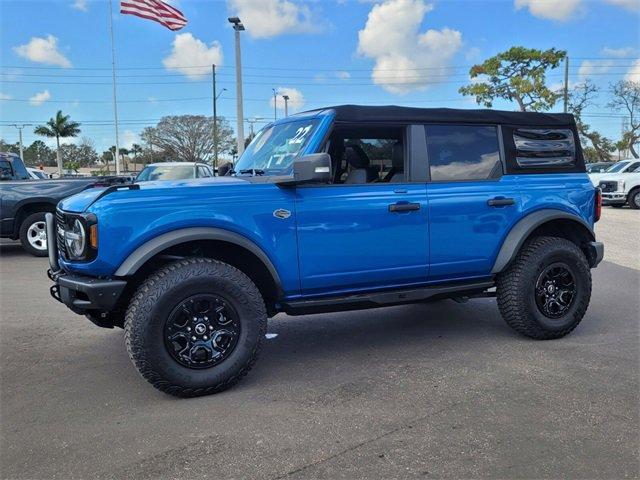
{"left": 578, "top": 59, "right": 615, "bottom": 79}
{"left": 625, "top": 59, "right": 640, "bottom": 82}
{"left": 14, "top": 35, "right": 72, "bottom": 68}
{"left": 514, "top": 0, "right": 582, "bottom": 21}
{"left": 335, "top": 71, "right": 351, "bottom": 80}
{"left": 122, "top": 130, "right": 140, "bottom": 150}
{"left": 269, "top": 87, "right": 305, "bottom": 111}
{"left": 227, "top": 0, "right": 319, "bottom": 38}
{"left": 162, "top": 33, "right": 223, "bottom": 80}
{"left": 0, "top": 93, "right": 12, "bottom": 101}
{"left": 29, "top": 90, "right": 51, "bottom": 106}
{"left": 605, "top": 0, "right": 640, "bottom": 11}
{"left": 357, "top": 0, "right": 462, "bottom": 94}
{"left": 601, "top": 46, "right": 636, "bottom": 58}
{"left": 148, "top": 96, "right": 159, "bottom": 105}
{"left": 71, "top": 0, "right": 88, "bottom": 11}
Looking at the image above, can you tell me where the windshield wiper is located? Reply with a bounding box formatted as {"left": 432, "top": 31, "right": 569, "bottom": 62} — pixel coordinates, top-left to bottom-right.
{"left": 239, "top": 169, "right": 265, "bottom": 176}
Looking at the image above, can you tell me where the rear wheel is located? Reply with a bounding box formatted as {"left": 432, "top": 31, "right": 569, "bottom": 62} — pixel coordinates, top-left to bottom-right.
{"left": 19, "top": 212, "right": 49, "bottom": 257}
{"left": 628, "top": 188, "right": 640, "bottom": 210}
{"left": 496, "top": 236, "right": 591, "bottom": 340}
{"left": 125, "top": 258, "right": 267, "bottom": 397}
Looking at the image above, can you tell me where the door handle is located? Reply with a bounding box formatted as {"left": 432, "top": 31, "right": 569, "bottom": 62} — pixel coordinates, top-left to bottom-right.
{"left": 487, "top": 197, "right": 515, "bottom": 207}
{"left": 389, "top": 202, "right": 420, "bottom": 213}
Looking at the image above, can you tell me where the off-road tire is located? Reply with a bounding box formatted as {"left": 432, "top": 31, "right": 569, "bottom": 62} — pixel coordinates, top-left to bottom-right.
{"left": 496, "top": 236, "right": 591, "bottom": 340}
{"left": 125, "top": 258, "right": 267, "bottom": 397}
{"left": 628, "top": 188, "right": 640, "bottom": 210}
{"left": 19, "top": 212, "right": 49, "bottom": 257}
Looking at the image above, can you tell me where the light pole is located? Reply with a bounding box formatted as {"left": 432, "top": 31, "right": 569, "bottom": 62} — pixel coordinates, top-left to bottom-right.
{"left": 228, "top": 17, "right": 245, "bottom": 156}
{"left": 282, "top": 95, "right": 290, "bottom": 117}
{"left": 12, "top": 124, "right": 31, "bottom": 162}
{"left": 272, "top": 88, "right": 277, "bottom": 121}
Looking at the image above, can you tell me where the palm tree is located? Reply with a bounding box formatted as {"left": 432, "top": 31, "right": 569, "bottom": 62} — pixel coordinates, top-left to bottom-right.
{"left": 34, "top": 111, "right": 81, "bottom": 176}
{"left": 130, "top": 143, "right": 142, "bottom": 172}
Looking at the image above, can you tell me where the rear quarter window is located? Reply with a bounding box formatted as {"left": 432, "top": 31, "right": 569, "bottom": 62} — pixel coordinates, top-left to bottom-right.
{"left": 513, "top": 128, "right": 576, "bottom": 168}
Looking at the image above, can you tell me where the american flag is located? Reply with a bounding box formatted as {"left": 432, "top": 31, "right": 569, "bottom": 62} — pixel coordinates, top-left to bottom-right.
{"left": 120, "top": 0, "right": 187, "bottom": 31}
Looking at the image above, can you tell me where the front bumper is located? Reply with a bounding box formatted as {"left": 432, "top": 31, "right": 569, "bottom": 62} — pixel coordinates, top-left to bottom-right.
{"left": 48, "top": 269, "right": 127, "bottom": 314}
{"left": 601, "top": 192, "right": 626, "bottom": 205}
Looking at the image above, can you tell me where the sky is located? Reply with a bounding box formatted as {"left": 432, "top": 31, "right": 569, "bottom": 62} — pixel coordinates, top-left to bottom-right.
{"left": 0, "top": 0, "right": 639, "bottom": 153}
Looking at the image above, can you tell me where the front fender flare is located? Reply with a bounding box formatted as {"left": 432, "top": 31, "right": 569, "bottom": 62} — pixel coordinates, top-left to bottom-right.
{"left": 491, "top": 209, "right": 595, "bottom": 274}
{"left": 114, "top": 227, "right": 283, "bottom": 294}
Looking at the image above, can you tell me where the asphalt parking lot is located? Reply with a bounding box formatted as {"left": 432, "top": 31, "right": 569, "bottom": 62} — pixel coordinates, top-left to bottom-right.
{"left": 1, "top": 208, "right": 638, "bottom": 479}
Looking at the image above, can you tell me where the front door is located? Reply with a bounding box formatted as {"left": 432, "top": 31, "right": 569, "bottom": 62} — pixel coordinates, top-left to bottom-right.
{"left": 294, "top": 183, "right": 429, "bottom": 296}
{"left": 294, "top": 130, "right": 429, "bottom": 296}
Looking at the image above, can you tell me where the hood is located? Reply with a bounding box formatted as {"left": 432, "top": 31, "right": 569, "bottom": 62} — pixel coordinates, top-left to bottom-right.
{"left": 59, "top": 176, "right": 249, "bottom": 213}
{"left": 588, "top": 172, "right": 612, "bottom": 186}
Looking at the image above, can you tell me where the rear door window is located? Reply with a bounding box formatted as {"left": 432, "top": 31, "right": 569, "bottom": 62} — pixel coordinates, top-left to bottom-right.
{"left": 425, "top": 125, "right": 502, "bottom": 181}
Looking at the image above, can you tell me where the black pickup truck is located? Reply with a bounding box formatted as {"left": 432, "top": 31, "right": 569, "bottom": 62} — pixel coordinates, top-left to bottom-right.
{"left": 0, "top": 152, "right": 129, "bottom": 256}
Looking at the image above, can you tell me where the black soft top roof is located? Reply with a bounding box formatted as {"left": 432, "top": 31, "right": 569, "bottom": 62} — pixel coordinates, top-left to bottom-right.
{"left": 302, "top": 105, "right": 575, "bottom": 127}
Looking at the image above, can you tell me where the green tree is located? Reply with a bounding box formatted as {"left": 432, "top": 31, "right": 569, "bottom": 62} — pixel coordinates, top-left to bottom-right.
{"left": 23, "top": 140, "right": 56, "bottom": 166}
{"left": 568, "top": 80, "right": 615, "bottom": 162}
{"left": 459, "top": 46, "right": 566, "bottom": 111}
{"left": 608, "top": 80, "right": 640, "bottom": 158}
{"left": 59, "top": 140, "right": 99, "bottom": 168}
{"left": 34, "top": 111, "right": 81, "bottom": 175}
{"left": 141, "top": 115, "right": 234, "bottom": 163}
{"left": 0, "top": 139, "right": 20, "bottom": 155}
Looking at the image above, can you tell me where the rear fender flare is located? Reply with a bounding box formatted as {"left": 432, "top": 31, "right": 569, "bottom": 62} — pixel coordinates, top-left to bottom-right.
{"left": 491, "top": 209, "right": 595, "bottom": 274}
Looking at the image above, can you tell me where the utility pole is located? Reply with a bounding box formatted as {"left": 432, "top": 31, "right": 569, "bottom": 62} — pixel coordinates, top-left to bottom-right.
{"left": 12, "top": 124, "right": 31, "bottom": 162}
{"left": 212, "top": 64, "right": 218, "bottom": 170}
{"left": 563, "top": 55, "right": 569, "bottom": 113}
{"left": 272, "top": 88, "right": 277, "bottom": 121}
{"left": 228, "top": 17, "right": 245, "bottom": 156}
{"left": 283, "top": 95, "right": 290, "bottom": 117}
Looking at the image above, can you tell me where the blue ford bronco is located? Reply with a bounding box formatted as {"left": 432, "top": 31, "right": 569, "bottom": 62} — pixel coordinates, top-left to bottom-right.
{"left": 47, "top": 106, "right": 604, "bottom": 397}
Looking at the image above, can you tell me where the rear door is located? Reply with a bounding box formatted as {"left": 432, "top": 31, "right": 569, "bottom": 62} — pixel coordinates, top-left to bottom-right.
{"left": 423, "top": 124, "right": 522, "bottom": 281}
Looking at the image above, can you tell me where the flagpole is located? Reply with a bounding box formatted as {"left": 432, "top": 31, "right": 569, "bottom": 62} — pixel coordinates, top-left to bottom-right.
{"left": 108, "top": 0, "right": 121, "bottom": 175}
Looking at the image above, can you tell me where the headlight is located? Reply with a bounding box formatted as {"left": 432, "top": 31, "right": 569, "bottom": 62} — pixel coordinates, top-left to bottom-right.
{"left": 64, "top": 218, "right": 86, "bottom": 259}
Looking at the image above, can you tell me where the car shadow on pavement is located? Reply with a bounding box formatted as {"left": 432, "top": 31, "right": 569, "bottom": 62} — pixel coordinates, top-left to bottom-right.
{"left": 0, "top": 242, "right": 28, "bottom": 258}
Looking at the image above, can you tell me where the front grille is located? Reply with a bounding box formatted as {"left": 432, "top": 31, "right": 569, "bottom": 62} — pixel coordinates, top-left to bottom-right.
{"left": 55, "top": 209, "right": 68, "bottom": 259}
{"left": 599, "top": 181, "right": 617, "bottom": 193}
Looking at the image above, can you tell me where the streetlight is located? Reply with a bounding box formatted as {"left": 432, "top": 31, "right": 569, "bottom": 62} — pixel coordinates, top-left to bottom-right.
{"left": 282, "top": 95, "right": 290, "bottom": 117}
{"left": 228, "top": 16, "right": 245, "bottom": 156}
{"left": 12, "top": 124, "right": 31, "bottom": 162}
{"left": 272, "top": 88, "right": 278, "bottom": 121}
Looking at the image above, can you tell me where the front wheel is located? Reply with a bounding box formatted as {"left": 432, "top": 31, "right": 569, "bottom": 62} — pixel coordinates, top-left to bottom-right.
{"left": 628, "top": 188, "right": 640, "bottom": 210}
{"left": 496, "top": 236, "right": 591, "bottom": 340}
{"left": 19, "top": 212, "right": 49, "bottom": 257}
{"left": 125, "top": 258, "right": 267, "bottom": 397}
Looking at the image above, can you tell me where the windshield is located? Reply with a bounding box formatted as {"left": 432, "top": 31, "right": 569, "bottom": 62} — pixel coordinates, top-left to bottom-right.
{"left": 136, "top": 164, "right": 195, "bottom": 182}
{"left": 234, "top": 119, "right": 320, "bottom": 176}
{"left": 606, "top": 161, "right": 629, "bottom": 173}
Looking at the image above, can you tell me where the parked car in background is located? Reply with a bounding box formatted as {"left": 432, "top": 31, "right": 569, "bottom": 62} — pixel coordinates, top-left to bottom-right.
{"left": 135, "top": 162, "right": 214, "bottom": 182}
{"left": 48, "top": 105, "right": 603, "bottom": 397}
{"left": 0, "top": 152, "right": 130, "bottom": 256}
{"left": 27, "top": 167, "right": 51, "bottom": 180}
{"left": 598, "top": 164, "right": 640, "bottom": 209}
{"left": 589, "top": 159, "right": 640, "bottom": 186}
{"left": 586, "top": 162, "right": 611, "bottom": 173}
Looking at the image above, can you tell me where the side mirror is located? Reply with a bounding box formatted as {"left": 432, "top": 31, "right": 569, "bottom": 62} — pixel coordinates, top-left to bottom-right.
{"left": 277, "top": 153, "right": 331, "bottom": 186}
